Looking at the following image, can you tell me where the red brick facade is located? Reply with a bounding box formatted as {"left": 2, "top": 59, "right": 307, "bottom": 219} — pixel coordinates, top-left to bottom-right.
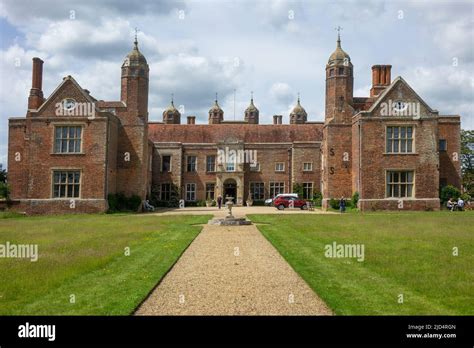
{"left": 7, "top": 37, "right": 461, "bottom": 214}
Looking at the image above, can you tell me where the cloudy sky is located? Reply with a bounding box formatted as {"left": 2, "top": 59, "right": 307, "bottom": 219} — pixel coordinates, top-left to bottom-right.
{"left": 0, "top": 0, "right": 473, "bottom": 167}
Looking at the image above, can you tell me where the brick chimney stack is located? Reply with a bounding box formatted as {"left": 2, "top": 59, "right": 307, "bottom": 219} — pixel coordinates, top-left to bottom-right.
{"left": 28, "top": 57, "right": 44, "bottom": 110}
{"left": 370, "top": 65, "right": 392, "bottom": 97}
{"left": 273, "top": 115, "right": 282, "bottom": 124}
{"left": 187, "top": 116, "right": 196, "bottom": 124}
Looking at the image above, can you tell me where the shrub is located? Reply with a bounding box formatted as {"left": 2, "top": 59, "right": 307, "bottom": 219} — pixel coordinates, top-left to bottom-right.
{"left": 0, "top": 183, "right": 10, "bottom": 199}
{"left": 150, "top": 183, "right": 180, "bottom": 208}
{"left": 252, "top": 200, "right": 265, "bottom": 206}
{"left": 351, "top": 192, "right": 359, "bottom": 208}
{"left": 107, "top": 193, "right": 142, "bottom": 213}
{"left": 440, "top": 185, "right": 461, "bottom": 204}
{"left": 460, "top": 193, "right": 471, "bottom": 202}
{"left": 292, "top": 183, "right": 304, "bottom": 197}
{"left": 329, "top": 198, "right": 339, "bottom": 210}
{"left": 312, "top": 192, "right": 322, "bottom": 207}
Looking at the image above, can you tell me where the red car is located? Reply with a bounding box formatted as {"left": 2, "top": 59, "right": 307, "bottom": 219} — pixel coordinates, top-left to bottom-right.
{"left": 273, "top": 195, "right": 309, "bottom": 210}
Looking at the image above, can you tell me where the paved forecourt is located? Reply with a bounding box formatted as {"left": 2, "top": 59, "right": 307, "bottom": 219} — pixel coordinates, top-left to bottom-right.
{"left": 135, "top": 208, "right": 332, "bottom": 315}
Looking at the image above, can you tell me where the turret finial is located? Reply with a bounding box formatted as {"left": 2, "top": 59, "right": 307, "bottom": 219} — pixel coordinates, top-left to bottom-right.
{"left": 134, "top": 27, "right": 139, "bottom": 49}
{"left": 335, "top": 26, "right": 342, "bottom": 48}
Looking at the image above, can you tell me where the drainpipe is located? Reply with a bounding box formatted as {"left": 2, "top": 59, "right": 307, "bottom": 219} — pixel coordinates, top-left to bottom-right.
{"left": 288, "top": 147, "right": 292, "bottom": 192}
{"left": 358, "top": 120, "right": 363, "bottom": 206}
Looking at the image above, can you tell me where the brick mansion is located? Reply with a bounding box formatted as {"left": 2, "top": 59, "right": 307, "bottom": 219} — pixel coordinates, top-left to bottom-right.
{"left": 8, "top": 34, "right": 461, "bottom": 214}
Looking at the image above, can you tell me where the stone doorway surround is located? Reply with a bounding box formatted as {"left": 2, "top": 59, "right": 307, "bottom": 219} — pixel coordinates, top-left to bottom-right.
{"left": 215, "top": 139, "right": 245, "bottom": 206}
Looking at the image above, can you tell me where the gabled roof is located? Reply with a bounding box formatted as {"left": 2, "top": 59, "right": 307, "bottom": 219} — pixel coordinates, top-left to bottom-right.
{"left": 367, "top": 76, "right": 437, "bottom": 114}
{"left": 35, "top": 75, "right": 100, "bottom": 114}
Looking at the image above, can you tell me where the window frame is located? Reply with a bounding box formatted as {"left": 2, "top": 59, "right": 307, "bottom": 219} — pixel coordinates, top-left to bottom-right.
{"left": 385, "top": 170, "right": 415, "bottom": 198}
{"left": 249, "top": 182, "right": 265, "bottom": 200}
{"left": 53, "top": 125, "right": 84, "bottom": 154}
{"left": 185, "top": 183, "right": 196, "bottom": 201}
{"left": 160, "top": 183, "right": 171, "bottom": 201}
{"left": 303, "top": 162, "right": 313, "bottom": 172}
{"left": 269, "top": 181, "right": 285, "bottom": 198}
{"left": 385, "top": 125, "right": 415, "bottom": 154}
{"left": 275, "top": 162, "right": 285, "bottom": 172}
{"left": 302, "top": 182, "right": 313, "bottom": 199}
{"left": 439, "top": 139, "right": 447, "bottom": 152}
{"left": 206, "top": 155, "right": 216, "bottom": 172}
{"left": 186, "top": 155, "right": 197, "bottom": 172}
{"left": 51, "top": 169, "right": 81, "bottom": 199}
{"left": 161, "top": 155, "right": 172, "bottom": 172}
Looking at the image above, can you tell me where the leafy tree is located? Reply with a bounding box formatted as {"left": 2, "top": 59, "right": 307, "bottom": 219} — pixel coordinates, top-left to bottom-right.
{"left": 461, "top": 129, "right": 474, "bottom": 196}
{"left": 0, "top": 169, "right": 6, "bottom": 184}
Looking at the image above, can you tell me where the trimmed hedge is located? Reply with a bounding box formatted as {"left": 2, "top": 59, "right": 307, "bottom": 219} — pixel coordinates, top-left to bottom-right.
{"left": 107, "top": 193, "right": 142, "bottom": 213}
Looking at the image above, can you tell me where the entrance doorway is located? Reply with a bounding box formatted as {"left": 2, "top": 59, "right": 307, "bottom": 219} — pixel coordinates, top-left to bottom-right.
{"left": 223, "top": 179, "right": 237, "bottom": 203}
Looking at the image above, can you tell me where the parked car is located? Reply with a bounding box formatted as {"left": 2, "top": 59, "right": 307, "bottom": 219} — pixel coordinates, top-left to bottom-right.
{"left": 265, "top": 193, "right": 299, "bottom": 206}
{"left": 273, "top": 195, "right": 308, "bottom": 210}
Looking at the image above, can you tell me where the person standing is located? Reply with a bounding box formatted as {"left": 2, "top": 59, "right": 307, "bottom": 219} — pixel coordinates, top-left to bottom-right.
{"left": 457, "top": 197, "right": 464, "bottom": 211}
{"left": 339, "top": 196, "right": 346, "bottom": 213}
{"left": 217, "top": 195, "right": 222, "bottom": 209}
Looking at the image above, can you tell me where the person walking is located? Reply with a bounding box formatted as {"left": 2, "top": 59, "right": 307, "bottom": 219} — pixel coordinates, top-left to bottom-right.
{"left": 217, "top": 195, "right": 222, "bottom": 209}
{"left": 339, "top": 196, "right": 346, "bottom": 213}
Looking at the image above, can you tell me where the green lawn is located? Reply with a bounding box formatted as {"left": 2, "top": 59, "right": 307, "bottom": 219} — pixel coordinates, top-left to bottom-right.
{"left": 249, "top": 211, "right": 474, "bottom": 315}
{"left": 0, "top": 213, "right": 210, "bottom": 315}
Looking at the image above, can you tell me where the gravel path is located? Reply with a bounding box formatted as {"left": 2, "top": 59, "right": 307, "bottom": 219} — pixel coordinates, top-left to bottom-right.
{"left": 135, "top": 217, "right": 332, "bottom": 315}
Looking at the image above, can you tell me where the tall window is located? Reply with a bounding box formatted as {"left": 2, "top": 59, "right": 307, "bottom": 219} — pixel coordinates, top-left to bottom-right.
{"left": 386, "top": 171, "right": 414, "bottom": 198}
{"left": 206, "top": 155, "right": 216, "bottom": 172}
{"left": 162, "top": 155, "right": 171, "bottom": 172}
{"left": 269, "top": 182, "right": 285, "bottom": 198}
{"left": 52, "top": 171, "right": 80, "bottom": 198}
{"left": 386, "top": 126, "right": 414, "bottom": 153}
{"left": 206, "top": 183, "right": 215, "bottom": 200}
{"left": 275, "top": 162, "right": 284, "bottom": 172}
{"left": 187, "top": 156, "right": 197, "bottom": 172}
{"left": 439, "top": 139, "right": 447, "bottom": 152}
{"left": 250, "top": 182, "right": 265, "bottom": 200}
{"left": 303, "top": 162, "right": 313, "bottom": 171}
{"left": 160, "top": 183, "right": 171, "bottom": 201}
{"left": 54, "top": 126, "right": 82, "bottom": 153}
{"left": 226, "top": 152, "right": 235, "bottom": 172}
{"left": 186, "top": 183, "right": 196, "bottom": 201}
{"left": 303, "top": 183, "right": 313, "bottom": 199}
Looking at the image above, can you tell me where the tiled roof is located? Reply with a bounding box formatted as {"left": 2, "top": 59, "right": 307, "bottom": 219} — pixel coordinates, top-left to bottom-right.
{"left": 148, "top": 123, "right": 324, "bottom": 143}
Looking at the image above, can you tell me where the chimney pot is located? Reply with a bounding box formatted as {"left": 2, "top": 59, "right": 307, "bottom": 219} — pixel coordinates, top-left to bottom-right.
{"left": 187, "top": 116, "right": 196, "bottom": 124}
{"left": 370, "top": 65, "right": 392, "bottom": 97}
{"left": 28, "top": 57, "right": 44, "bottom": 110}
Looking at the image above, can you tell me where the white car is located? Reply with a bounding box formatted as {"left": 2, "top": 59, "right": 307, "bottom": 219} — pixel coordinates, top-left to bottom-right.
{"left": 265, "top": 193, "right": 299, "bottom": 206}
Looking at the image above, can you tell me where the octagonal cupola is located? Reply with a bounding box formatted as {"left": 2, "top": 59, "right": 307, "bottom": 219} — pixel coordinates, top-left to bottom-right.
{"left": 327, "top": 30, "right": 351, "bottom": 67}
{"left": 244, "top": 92, "right": 259, "bottom": 124}
{"left": 290, "top": 95, "right": 307, "bottom": 124}
{"left": 162, "top": 95, "right": 181, "bottom": 124}
{"left": 209, "top": 93, "right": 224, "bottom": 124}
